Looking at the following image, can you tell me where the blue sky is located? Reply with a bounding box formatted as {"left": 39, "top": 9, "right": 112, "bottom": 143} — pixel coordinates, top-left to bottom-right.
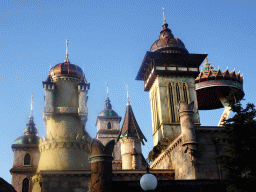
{"left": 1, "top": 0, "right": 255, "bottom": 184}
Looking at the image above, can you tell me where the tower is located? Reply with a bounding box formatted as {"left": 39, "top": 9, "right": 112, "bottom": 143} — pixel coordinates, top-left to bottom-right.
{"left": 36, "top": 40, "right": 91, "bottom": 174}
{"left": 117, "top": 85, "right": 147, "bottom": 169}
{"left": 10, "top": 94, "right": 40, "bottom": 192}
{"left": 136, "top": 9, "right": 206, "bottom": 145}
{"left": 96, "top": 83, "right": 122, "bottom": 169}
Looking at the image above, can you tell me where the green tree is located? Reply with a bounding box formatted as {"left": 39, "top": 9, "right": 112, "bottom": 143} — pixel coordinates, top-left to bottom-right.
{"left": 214, "top": 97, "right": 256, "bottom": 192}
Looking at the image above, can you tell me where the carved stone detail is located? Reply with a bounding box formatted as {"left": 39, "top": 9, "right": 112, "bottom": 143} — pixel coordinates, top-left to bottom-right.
{"left": 177, "top": 101, "right": 197, "bottom": 160}
{"left": 39, "top": 134, "right": 90, "bottom": 154}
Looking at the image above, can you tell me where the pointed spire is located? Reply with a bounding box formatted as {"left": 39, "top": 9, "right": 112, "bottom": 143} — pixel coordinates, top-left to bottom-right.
{"left": 104, "top": 83, "right": 112, "bottom": 110}
{"left": 162, "top": 7, "right": 166, "bottom": 25}
{"left": 127, "top": 84, "right": 130, "bottom": 105}
{"left": 30, "top": 93, "right": 34, "bottom": 118}
{"left": 64, "top": 39, "right": 70, "bottom": 63}
{"left": 107, "top": 82, "right": 109, "bottom": 98}
{"left": 23, "top": 94, "right": 38, "bottom": 136}
{"left": 118, "top": 88, "right": 147, "bottom": 145}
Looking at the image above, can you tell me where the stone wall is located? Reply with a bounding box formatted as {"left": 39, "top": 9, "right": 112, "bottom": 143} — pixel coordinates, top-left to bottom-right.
{"left": 40, "top": 171, "right": 90, "bottom": 192}
{"left": 150, "top": 126, "right": 226, "bottom": 180}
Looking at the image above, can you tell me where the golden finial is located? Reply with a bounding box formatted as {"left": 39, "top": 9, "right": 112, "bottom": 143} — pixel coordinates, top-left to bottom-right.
{"left": 64, "top": 39, "right": 70, "bottom": 62}
{"left": 126, "top": 84, "right": 130, "bottom": 105}
{"left": 30, "top": 93, "right": 34, "bottom": 118}
{"left": 162, "top": 7, "right": 166, "bottom": 24}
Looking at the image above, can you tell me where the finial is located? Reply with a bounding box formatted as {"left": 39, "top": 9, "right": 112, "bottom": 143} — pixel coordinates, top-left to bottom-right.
{"left": 64, "top": 39, "right": 70, "bottom": 62}
{"left": 107, "top": 82, "right": 109, "bottom": 98}
{"left": 205, "top": 57, "right": 208, "bottom": 63}
{"left": 126, "top": 84, "right": 130, "bottom": 105}
{"left": 162, "top": 7, "right": 166, "bottom": 25}
{"left": 30, "top": 93, "right": 34, "bottom": 118}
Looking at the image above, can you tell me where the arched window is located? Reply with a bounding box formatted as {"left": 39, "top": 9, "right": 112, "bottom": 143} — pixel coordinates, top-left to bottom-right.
{"left": 22, "top": 178, "right": 29, "bottom": 192}
{"left": 107, "top": 122, "right": 111, "bottom": 129}
{"left": 24, "top": 153, "right": 31, "bottom": 165}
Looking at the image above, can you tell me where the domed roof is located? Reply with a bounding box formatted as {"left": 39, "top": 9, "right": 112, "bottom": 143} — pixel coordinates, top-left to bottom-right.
{"left": 49, "top": 61, "right": 84, "bottom": 80}
{"left": 14, "top": 116, "right": 40, "bottom": 145}
{"left": 150, "top": 23, "right": 188, "bottom": 53}
{"left": 14, "top": 135, "right": 40, "bottom": 145}
{"left": 98, "top": 97, "right": 119, "bottom": 117}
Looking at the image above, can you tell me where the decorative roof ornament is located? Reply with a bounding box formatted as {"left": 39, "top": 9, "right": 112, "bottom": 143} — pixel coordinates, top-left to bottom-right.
{"left": 64, "top": 39, "right": 70, "bottom": 63}
{"left": 127, "top": 84, "right": 131, "bottom": 106}
{"left": 162, "top": 7, "right": 166, "bottom": 25}
{"left": 30, "top": 93, "right": 34, "bottom": 118}
{"left": 107, "top": 82, "right": 109, "bottom": 98}
{"left": 117, "top": 86, "right": 147, "bottom": 144}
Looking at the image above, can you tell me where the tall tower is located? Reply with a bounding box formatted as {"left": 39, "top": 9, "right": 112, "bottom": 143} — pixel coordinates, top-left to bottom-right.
{"left": 96, "top": 83, "right": 122, "bottom": 169}
{"left": 136, "top": 9, "right": 207, "bottom": 145}
{"left": 37, "top": 40, "right": 91, "bottom": 173}
{"left": 117, "top": 85, "right": 147, "bottom": 169}
{"left": 10, "top": 94, "right": 40, "bottom": 192}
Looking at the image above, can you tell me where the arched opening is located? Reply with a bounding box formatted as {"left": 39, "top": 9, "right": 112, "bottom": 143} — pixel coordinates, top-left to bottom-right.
{"left": 24, "top": 153, "right": 31, "bottom": 165}
{"left": 22, "top": 178, "right": 29, "bottom": 192}
{"left": 107, "top": 122, "right": 111, "bottom": 129}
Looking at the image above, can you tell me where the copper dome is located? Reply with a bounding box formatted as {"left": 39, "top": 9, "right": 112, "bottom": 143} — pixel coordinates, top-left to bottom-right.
{"left": 150, "top": 23, "right": 188, "bottom": 53}
{"left": 49, "top": 61, "right": 84, "bottom": 79}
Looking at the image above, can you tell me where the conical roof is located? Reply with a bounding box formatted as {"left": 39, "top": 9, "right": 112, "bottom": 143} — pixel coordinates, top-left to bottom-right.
{"left": 118, "top": 103, "right": 147, "bottom": 145}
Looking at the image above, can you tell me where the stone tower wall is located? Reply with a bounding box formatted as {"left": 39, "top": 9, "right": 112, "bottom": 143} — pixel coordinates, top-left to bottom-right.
{"left": 150, "top": 127, "right": 226, "bottom": 180}
{"left": 120, "top": 138, "right": 142, "bottom": 169}
{"left": 149, "top": 76, "right": 200, "bottom": 146}
{"left": 11, "top": 145, "right": 40, "bottom": 192}
{"left": 38, "top": 77, "right": 91, "bottom": 172}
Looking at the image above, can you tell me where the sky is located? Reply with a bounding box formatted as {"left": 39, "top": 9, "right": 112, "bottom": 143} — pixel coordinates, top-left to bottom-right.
{"left": 0, "top": 0, "right": 255, "bottom": 184}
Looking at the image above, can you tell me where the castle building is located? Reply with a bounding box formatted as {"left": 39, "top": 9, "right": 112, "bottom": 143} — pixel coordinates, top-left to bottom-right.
{"left": 96, "top": 88, "right": 122, "bottom": 170}
{"left": 10, "top": 10, "right": 244, "bottom": 192}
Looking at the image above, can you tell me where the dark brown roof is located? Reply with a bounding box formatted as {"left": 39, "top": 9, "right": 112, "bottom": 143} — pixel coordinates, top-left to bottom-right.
{"left": 118, "top": 104, "right": 147, "bottom": 145}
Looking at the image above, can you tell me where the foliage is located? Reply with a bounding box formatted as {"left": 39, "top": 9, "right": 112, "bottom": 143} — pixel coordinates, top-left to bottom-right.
{"left": 147, "top": 137, "right": 172, "bottom": 163}
{"left": 214, "top": 94, "right": 256, "bottom": 192}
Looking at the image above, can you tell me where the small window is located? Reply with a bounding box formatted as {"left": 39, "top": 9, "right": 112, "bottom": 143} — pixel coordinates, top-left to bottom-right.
{"left": 22, "top": 178, "right": 29, "bottom": 192}
{"left": 24, "top": 153, "right": 31, "bottom": 165}
{"left": 107, "top": 122, "right": 111, "bottom": 129}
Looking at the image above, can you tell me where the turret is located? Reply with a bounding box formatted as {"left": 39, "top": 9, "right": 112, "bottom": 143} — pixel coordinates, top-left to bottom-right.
{"left": 10, "top": 94, "right": 40, "bottom": 192}
{"left": 37, "top": 40, "right": 91, "bottom": 174}
{"left": 136, "top": 8, "right": 206, "bottom": 145}
{"left": 96, "top": 83, "right": 122, "bottom": 169}
{"left": 117, "top": 85, "right": 147, "bottom": 169}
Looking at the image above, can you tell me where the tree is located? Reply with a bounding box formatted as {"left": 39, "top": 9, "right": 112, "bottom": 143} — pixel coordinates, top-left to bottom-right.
{"left": 214, "top": 95, "right": 256, "bottom": 192}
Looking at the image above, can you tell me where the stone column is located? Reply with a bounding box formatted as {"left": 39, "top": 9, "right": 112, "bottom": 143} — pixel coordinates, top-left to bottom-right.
{"left": 89, "top": 139, "right": 115, "bottom": 192}
{"left": 177, "top": 101, "right": 197, "bottom": 160}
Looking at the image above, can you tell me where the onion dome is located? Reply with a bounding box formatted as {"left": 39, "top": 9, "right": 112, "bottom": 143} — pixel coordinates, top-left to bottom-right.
{"left": 150, "top": 23, "right": 188, "bottom": 53}
{"left": 48, "top": 40, "right": 86, "bottom": 80}
{"left": 13, "top": 94, "right": 40, "bottom": 145}
{"left": 98, "top": 97, "right": 119, "bottom": 117}
{"left": 14, "top": 117, "right": 40, "bottom": 145}
{"left": 195, "top": 58, "right": 244, "bottom": 110}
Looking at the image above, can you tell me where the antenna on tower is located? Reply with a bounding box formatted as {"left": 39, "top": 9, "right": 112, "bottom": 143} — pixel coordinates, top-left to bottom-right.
{"left": 162, "top": 7, "right": 166, "bottom": 25}
{"left": 30, "top": 93, "right": 34, "bottom": 118}
{"left": 64, "top": 39, "right": 70, "bottom": 62}
{"left": 126, "top": 84, "right": 130, "bottom": 105}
